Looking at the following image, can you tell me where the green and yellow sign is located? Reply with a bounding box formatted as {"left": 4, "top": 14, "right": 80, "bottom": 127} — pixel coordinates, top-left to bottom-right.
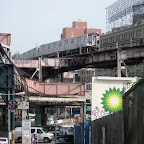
{"left": 101, "top": 87, "right": 123, "bottom": 114}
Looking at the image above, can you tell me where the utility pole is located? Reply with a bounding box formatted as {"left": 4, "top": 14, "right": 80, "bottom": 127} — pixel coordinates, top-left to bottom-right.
{"left": 80, "top": 101, "right": 86, "bottom": 144}
{"left": 17, "top": 96, "right": 30, "bottom": 144}
{"left": 39, "top": 56, "right": 42, "bottom": 81}
{"left": 116, "top": 42, "right": 121, "bottom": 77}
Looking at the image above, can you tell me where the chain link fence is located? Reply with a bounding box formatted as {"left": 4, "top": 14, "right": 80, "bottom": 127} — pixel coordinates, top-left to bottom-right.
{"left": 91, "top": 111, "right": 123, "bottom": 144}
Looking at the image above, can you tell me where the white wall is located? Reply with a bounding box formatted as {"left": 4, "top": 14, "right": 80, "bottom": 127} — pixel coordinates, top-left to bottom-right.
{"left": 92, "top": 76, "right": 137, "bottom": 121}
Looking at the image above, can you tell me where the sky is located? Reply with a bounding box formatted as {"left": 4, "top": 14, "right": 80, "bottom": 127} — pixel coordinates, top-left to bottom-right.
{"left": 0, "top": 0, "right": 117, "bottom": 54}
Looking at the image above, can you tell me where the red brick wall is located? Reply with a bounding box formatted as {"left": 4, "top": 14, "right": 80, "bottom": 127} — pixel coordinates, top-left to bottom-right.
{"left": 72, "top": 21, "right": 87, "bottom": 29}
{"left": 86, "top": 29, "right": 101, "bottom": 35}
{"left": 61, "top": 21, "right": 101, "bottom": 39}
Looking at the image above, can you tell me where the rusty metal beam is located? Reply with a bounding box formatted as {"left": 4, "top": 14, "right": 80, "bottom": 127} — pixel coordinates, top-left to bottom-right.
{"left": 13, "top": 46, "right": 144, "bottom": 70}
{"left": 29, "top": 96, "right": 85, "bottom": 103}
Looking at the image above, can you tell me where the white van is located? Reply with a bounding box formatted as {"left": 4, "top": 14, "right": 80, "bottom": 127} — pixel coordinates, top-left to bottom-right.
{"left": 15, "top": 127, "right": 54, "bottom": 143}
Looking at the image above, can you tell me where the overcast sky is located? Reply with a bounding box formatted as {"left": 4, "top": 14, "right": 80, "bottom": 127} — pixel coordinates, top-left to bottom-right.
{"left": 0, "top": 0, "right": 117, "bottom": 54}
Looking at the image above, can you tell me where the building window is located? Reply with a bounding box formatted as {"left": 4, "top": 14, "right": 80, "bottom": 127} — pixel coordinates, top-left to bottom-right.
{"left": 139, "top": 30, "right": 142, "bottom": 37}
{"left": 76, "top": 26, "right": 78, "bottom": 29}
{"left": 59, "top": 42, "right": 62, "bottom": 46}
{"left": 132, "top": 31, "right": 135, "bottom": 38}
{"left": 125, "top": 33, "right": 127, "bottom": 39}
{"left": 129, "top": 32, "right": 131, "bottom": 39}
{"left": 83, "top": 27, "right": 85, "bottom": 29}
{"left": 136, "top": 31, "right": 139, "bottom": 37}
{"left": 78, "top": 37, "right": 81, "bottom": 42}
{"left": 71, "top": 39, "right": 74, "bottom": 43}
{"left": 86, "top": 85, "right": 89, "bottom": 90}
{"left": 89, "top": 84, "right": 91, "bottom": 90}
{"left": 53, "top": 43, "right": 56, "bottom": 47}
{"left": 48, "top": 44, "right": 50, "bottom": 49}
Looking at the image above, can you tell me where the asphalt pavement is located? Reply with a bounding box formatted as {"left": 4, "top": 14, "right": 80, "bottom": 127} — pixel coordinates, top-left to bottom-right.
{"left": 16, "top": 141, "right": 55, "bottom": 144}
{"left": 0, "top": 129, "right": 55, "bottom": 144}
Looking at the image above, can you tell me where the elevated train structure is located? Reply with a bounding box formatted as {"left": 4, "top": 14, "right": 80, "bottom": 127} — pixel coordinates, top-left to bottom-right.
{"left": 13, "top": 22, "right": 144, "bottom": 80}
{"left": 18, "top": 33, "right": 99, "bottom": 59}
{"left": 18, "top": 21, "right": 144, "bottom": 60}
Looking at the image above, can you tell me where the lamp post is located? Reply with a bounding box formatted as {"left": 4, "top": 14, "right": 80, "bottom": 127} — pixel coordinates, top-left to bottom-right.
{"left": 0, "top": 91, "right": 25, "bottom": 144}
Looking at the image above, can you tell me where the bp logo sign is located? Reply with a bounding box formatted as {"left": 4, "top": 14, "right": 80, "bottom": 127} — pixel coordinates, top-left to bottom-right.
{"left": 101, "top": 87, "right": 123, "bottom": 114}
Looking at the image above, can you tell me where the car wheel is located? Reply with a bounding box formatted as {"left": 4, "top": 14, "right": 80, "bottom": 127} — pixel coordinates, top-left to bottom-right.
{"left": 44, "top": 137, "right": 51, "bottom": 143}
{"left": 18, "top": 137, "right": 22, "bottom": 143}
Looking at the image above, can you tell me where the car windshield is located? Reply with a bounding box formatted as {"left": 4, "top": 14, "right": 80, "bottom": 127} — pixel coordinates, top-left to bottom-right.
{"left": 43, "top": 126, "right": 59, "bottom": 132}
{"left": 42, "top": 128, "right": 48, "bottom": 133}
{"left": 0, "top": 138, "right": 6, "bottom": 141}
{"left": 68, "top": 129, "right": 73, "bottom": 134}
{"left": 60, "top": 127, "right": 74, "bottom": 135}
{"left": 29, "top": 116, "right": 35, "bottom": 119}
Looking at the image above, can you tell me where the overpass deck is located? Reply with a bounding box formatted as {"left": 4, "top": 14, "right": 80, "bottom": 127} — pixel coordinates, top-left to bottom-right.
{"left": 14, "top": 45, "right": 144, "bottom": 70}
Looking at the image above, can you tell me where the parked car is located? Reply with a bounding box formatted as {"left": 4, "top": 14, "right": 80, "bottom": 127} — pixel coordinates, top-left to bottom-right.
{"left": 15, "top": 126, "right": 54, "bottom": 143}
{"left": 74, "top": 114, "right": 91, "bottom": 119}
{"left": 46, "top": 115, "right": 63, "bottom": 126}
{"left": 58, "top": 125, "right": 74, "bottom": 143}
{"left": 53, "top": 118, "right": 63, "bottom": 125}
{"left": 46, "top": 115, "right": 54, "bottom": 125}
{"left": 29, "top": 113, "right": 35, "bottom": 125}
{"left": 59, "top": 125, "right": 74, "bottom": 135}
{"left": 0, "top": 137, "right": 8, "bottom": 144}
{"left": 43, "top": 126, "right": 60, "bottom": 136}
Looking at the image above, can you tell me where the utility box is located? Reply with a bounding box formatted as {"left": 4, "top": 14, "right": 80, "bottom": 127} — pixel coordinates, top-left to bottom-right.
{"left": 22, "top": 120, "right": 31, "bottom": 144}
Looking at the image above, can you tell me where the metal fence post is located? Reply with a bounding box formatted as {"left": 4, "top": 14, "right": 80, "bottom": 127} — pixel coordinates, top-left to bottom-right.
{"left": 8, "top": 90, "right": 11, "bottom": 144}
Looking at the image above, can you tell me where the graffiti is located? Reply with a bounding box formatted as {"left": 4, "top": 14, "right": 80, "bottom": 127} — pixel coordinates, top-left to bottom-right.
{"left": 123, "top": 78, "right": 140, "bottom": 90}
{"left": 92, "top": 106, "right": 109, "bottom": 120}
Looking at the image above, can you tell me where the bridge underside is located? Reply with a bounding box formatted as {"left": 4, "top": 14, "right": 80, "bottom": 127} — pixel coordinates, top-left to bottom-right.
{"left": 15, "top": 95, "right": 85, "bottom": 107}
{"left": 16, "top": 46, "right": 144, "bottom": 80}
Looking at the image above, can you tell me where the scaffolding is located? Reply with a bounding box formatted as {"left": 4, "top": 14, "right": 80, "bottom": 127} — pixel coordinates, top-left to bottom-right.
{"left": 106, "top": 0, "right": 144, "bottom": 32}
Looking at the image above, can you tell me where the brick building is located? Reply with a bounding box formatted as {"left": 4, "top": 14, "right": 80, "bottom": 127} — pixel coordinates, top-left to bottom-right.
{"left": 61, "top": 20, "right": 101, "bottom": 39}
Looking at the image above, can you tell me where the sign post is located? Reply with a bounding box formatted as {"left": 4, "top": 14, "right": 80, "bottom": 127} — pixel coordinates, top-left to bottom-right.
{"left": 18, "top": 101, "right": 31, "bottom": 144}
{"left": 18, "top": 101, "right": 29, "bottom": 119}
{"left": 22, "top": 120, "right": 31, "bottom": 144}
